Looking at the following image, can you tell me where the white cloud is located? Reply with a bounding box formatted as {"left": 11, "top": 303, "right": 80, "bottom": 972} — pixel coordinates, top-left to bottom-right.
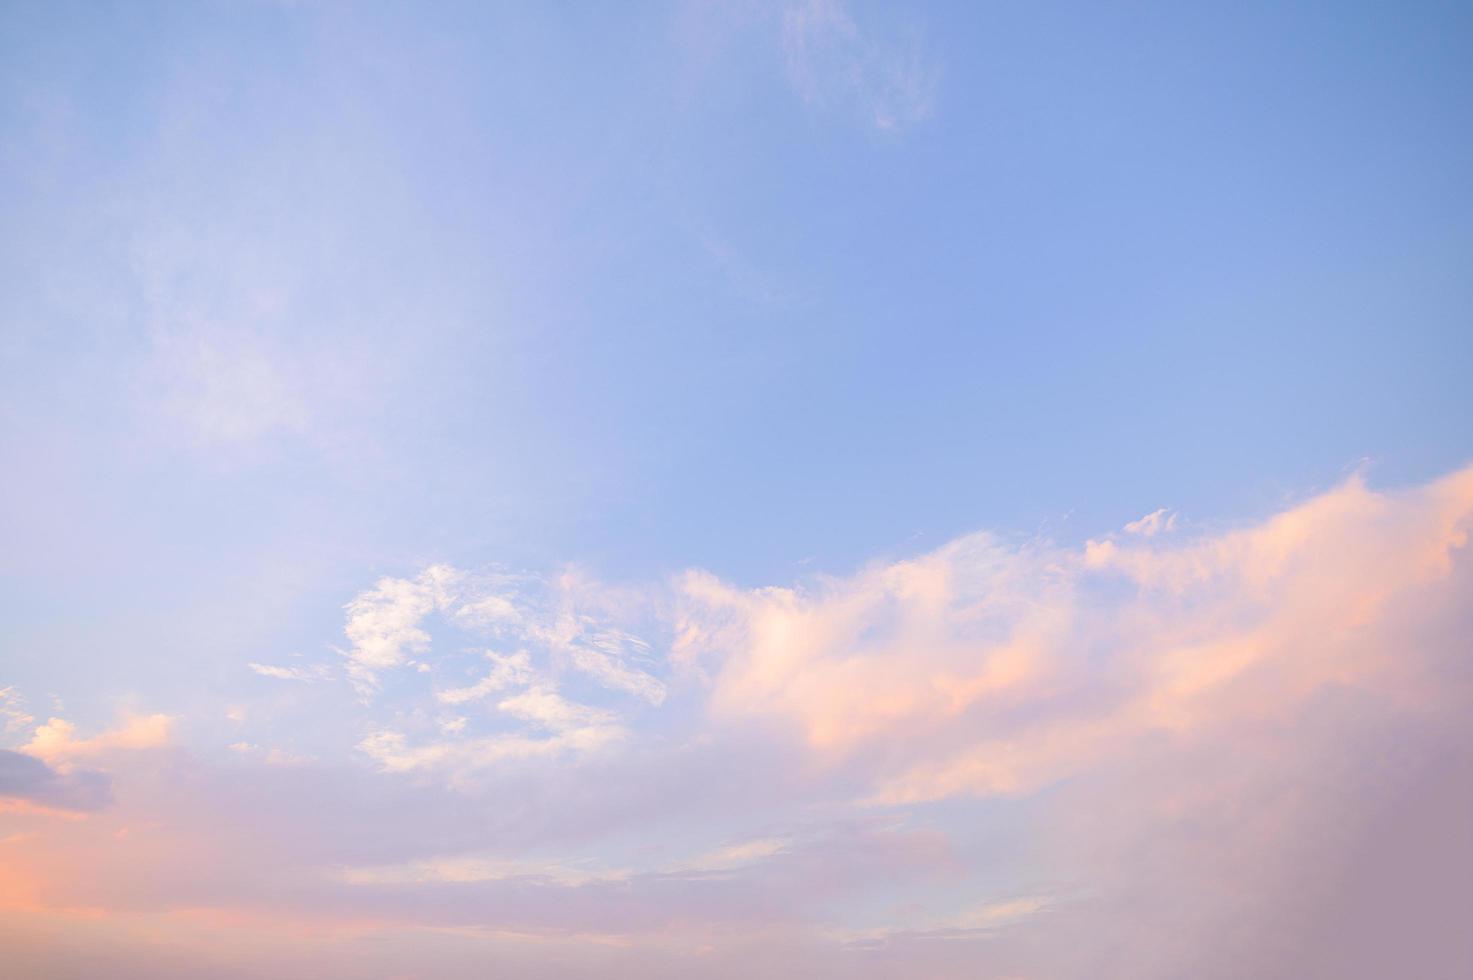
{"left": 248, "top": 662, "right": 333, "bottom": 682}
{"left": 497, "top": 686, "right": 614, "bottom": 733}
{"left": 531, "top": 617, "right": 667, "bottom": 705}
{"left": 340, "top": 564, "right": 462, "bottom": 694}
{"left": 436, "top": 650, "right": 536, "bottom": 705}
{"left": 1123, "top": 508, "right": 1178, "bottom": 537}
{"left": 339, "top": 564, "right": 666, "bottom": 705}
{"left": 453, "top": 592, "right": 522, "bottom": 630}
{"left": 358, "top": 719, "right": 623, "bottom": 780}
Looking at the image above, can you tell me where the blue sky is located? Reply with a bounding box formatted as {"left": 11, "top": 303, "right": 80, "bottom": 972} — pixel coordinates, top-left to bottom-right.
{"left": 2, "top": 3, "right": 1472, "bottom": 977}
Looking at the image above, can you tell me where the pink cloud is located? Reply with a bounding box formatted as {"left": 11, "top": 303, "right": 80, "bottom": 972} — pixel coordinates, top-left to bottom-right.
{"left": 3, "top": 464, "right": 1471, "bottom": 977}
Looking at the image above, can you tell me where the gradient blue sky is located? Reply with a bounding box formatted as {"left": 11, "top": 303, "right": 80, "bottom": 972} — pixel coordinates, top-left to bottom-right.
{"left": 2, "top": 2, "right": 1472, "bottom": 977}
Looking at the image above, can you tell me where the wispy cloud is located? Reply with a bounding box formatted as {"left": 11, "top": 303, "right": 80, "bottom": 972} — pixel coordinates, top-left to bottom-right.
{"left": 340, "top": 566, "right": 666, "bottom": 704}
{"left": 248, "top": 662, "right": 333, "bottom": 683}
{"left": 1122, "top": 507, "right": 1178, "bottom": 537}
{"left": 357, "top": 719, "right": 623, "bottom": 780}
{"left": 436, "top": 651, "right": 536, "bottom": 705}
{"left": 781, "top": 0, "right": 940, "bottom": 131}
{"left": 497, "top": 686, "right": 615, "bottom": 733}
{"left": 0, "top": 687, "right": 34, "bottom": 736}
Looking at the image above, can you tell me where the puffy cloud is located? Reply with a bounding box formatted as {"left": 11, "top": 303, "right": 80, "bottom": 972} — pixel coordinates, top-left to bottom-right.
{"left": 677, "top": 466, "right": 1473, "bottom": 807}
{"left": 22, "top": 715, "right": 174, "bottom": 764}
{"left": 675, "top": 531, "right": 1065, "bottom": 760}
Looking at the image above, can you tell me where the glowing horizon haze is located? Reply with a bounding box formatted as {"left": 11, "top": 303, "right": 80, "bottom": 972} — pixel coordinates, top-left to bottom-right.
{"left": 2, "top": 2, "right": 1472, "bottom": 977}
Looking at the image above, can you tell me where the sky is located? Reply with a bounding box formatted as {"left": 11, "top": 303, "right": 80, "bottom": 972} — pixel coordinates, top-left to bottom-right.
{"left": 1, "top": 1, "right": 1471, "bottom": 976}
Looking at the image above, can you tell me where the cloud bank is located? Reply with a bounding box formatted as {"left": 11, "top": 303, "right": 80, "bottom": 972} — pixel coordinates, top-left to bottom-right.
{"left": 3, "top": 464, "right": 1471, "bottom": 977}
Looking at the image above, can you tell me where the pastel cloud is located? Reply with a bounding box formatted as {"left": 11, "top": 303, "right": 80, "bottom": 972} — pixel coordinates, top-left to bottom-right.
{"left": 497, "top": 687, "right": 615, "bottom": 733}
{"left": 357, "top": 682, "right": 626, "bottom": 782}
{"left": 357, "top": 720, "right": 623, "bottom": 780}
{"left": 3, "top": 464, "right": 1471, "bottom": 977}
{"left": 22, "top": 714, "right": 174, "bottom": 764}
{"left": 340, "top": 564, "right": 463, "bottom": 693}
{"left": 341, "top": 566, "right": 665, "bottom": 704}
{"left": 247, "top": 662, "right": 332, "bottom": 682}
{"left": 1122, "top": 507, "right": 1177, "bottom": 537}
{"left": 677, "top": 465, "right": 1473, "bottom": 807}
{"left": 436, "top": 651, "right": 536, "bottom": 705}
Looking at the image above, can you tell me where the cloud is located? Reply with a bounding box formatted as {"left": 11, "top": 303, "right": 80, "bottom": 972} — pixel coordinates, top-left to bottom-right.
{"left": 529, "top": 617, "right": 667, "bottom": 705}
{"left": 1122, "top": 507, "right": 1177, "bottom": 537}
{"left": 22, "top": 715, "right": 174, "bottom": 764}
{"left": 0, "top": 749, "right": 112, "bottom": 812}
{"left": 358, "top": 681, "right": 625, "bottom": 782}
{"left": 248, "top": 662, "right": 333, "bottom": 682}
{"left": 342, "top": 833, "right": 789, "bottom": 890}
{"left": 676, "top": 465, "right": 1473, "bottom": 806}
{"left": 340, "top": 566, "right": 666, "bottom": 704}
{"left": 781, "top": 0, "right": 939, "bottom": 131}
{"left": 436, "top": 651, "right": 535, "bottom": 705}
{"left": 497, "top": 687, "right": 615, "bottom": 733}
{"left": 675, "top": 531, "right": 1062, "bottom": 761}
{"left": 0, "top": 687, "right": 34, "bottom": 735}
{"left": 340, "top": 564, "right": 462, "bottom": 693}
{"left": 358, "top": 720, "right": 623, "bottom": 780}
{"left": 7, "top": 465, "right": 1473, "bottom": 977}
